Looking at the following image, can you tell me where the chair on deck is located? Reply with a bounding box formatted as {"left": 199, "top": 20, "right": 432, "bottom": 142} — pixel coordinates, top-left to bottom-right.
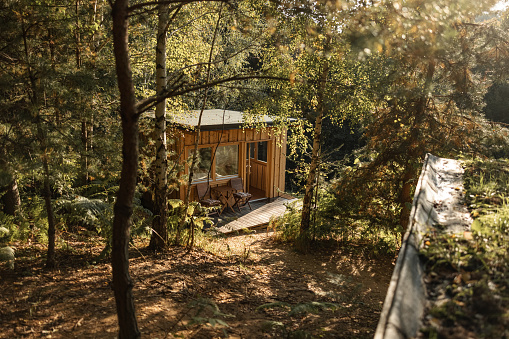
{"left": 196, "top": 182, "right": 222, "bottom": 216}
{"left": 230, "top": 177, "right": 252, "bottom": 212}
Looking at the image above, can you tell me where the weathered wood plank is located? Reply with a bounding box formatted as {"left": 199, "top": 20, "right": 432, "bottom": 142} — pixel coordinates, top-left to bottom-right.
{"left": 215, "top": 198, "right": 298, "bottom": 234}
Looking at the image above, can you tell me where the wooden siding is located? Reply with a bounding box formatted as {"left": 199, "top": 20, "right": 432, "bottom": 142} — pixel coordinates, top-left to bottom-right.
{"left": 273, "top": 132, "right": 287, "bottom": 198}
{"left": 169, "top": 127, "right": 287, "bottom": 201}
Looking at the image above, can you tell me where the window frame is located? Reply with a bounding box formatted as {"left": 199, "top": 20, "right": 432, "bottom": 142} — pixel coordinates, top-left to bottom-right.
{"left": 215, "top": 144, "right": 240, "bottom": 180}
{"left": 187, "top": 146, "right": 214, "bottom": 183}
{"left": 186, "top": 142, "right": 241, "bottom": 183}
{"left": 248, "top": 141, "right": 268, "bottom": 164}
{"left": 256, "top": 141, "right": 268, "bottom": 163}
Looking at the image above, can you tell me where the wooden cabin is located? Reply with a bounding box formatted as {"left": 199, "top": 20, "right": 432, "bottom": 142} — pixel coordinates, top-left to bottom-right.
{"left": 168, "top": 110, "right": 288, "bottom": 202}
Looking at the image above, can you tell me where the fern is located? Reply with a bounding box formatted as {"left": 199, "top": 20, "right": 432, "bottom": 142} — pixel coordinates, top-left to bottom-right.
{"left": 55, "top": 195, "right": 110, "bottom": 231}
{"left": 0, "top": 214, "right": 14, "bottom": 243}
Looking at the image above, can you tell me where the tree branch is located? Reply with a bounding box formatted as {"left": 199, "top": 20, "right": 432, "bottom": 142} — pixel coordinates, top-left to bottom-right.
{"left": 135, "top": 74, "right": 288, "bottom": 114}
{"left": 128, "top": 0, "right": 229, "bottom": 13}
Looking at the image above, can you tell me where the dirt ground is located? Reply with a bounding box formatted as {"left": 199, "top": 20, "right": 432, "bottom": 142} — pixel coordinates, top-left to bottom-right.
{"left": 0, "top": 231, "right": 395, "bottom": 338}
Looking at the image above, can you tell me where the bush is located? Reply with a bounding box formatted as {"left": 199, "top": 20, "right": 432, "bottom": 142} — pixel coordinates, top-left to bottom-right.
{"left": 270, "top": 184, "right": 400, "bottom": 254}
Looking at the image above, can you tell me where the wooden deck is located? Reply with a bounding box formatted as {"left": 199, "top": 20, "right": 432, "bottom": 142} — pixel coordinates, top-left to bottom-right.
{"left": 212, "top": 197, "right": 298, "bottom": 234}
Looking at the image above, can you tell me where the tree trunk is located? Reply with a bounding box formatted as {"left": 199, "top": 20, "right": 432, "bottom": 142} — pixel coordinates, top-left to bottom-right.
{"left": 2, "top": 175, "right": 21, "bottom": 216}
{"left": 35, "top": 114, "right": 57, "bottom": 269}
{"left": 42, "top": 154, "right": 56, "bottom": 269}
{"left": 298, "top": 59, "right": 329, "bottom": 252}
{"left": 111, "top": 0, "right": 141, "bottom": 337}
{"left": 180, "top": 4, "right": 222, "bottom": 248}
{"left": 81, "top": 119, "right": 90, "bottom": 184}
{"left": 298, "top": 111, "right": 323, "bottom": 252}
{"left": 23, "top": 16, "right": 57, "bottom": 269}
{"left": 398, "top": 166, "right": 414, "bottom": 234}
{"left": 149, "top": 3, "right": 169, "bottom": 251}
{"left": 80, "top": 117, "right": 94, "bottom": 185}
{"left": 34, "top": 109, "right": 57, "bottom": 268}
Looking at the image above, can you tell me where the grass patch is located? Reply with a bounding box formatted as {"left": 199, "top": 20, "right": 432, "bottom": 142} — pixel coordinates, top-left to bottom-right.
{"left": 420, "top": 159, "right": 509, "bottom": 338}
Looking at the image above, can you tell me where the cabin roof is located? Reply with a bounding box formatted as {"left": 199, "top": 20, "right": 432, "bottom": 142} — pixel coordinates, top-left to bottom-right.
{"left": 168, "top": 109, "right": 277, "bottom": 131}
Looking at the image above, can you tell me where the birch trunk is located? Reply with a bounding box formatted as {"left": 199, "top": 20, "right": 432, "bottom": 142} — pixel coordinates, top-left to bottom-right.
{"left": 298, "top": 112, "right": 324, "bottom": 251}
{"left": 298, "top": 59, "right": 329, "bottom": 252}
{"left": 111, "top": 0, "right": 141, "bottom": 337}
{"left": 149, "top": 4, "right": 169, "bottom": 251}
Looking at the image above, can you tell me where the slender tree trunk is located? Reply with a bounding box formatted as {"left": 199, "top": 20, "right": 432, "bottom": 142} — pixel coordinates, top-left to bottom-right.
{"left": 88, "top": 117, "right": 93, "bottom": 172}
{"left": 34, "top": 106, "right": 57, "bottom": 269}
{"left": 180, "top": 4, "right": 222, "bottom": 248}
{"left": 398, "top": 166, "right": 414, "bottom": 233}
{"left": 42, "top": 152, "right": 56, "bottom": 269}
{"left": 22, "top": 17, "right": 57, "bottom": 268}
{"left": 149, "top": 3, "right": 169, "bottom": 251}
{"left": 80, "top": 118, "right": 94, "bottom": 185}
{"left": 81, "top": 120, "right": 89, "bottom": 183}
{"left": 298, "top": 59, "right": 329, "bottom": 252}
{"left": 75, "top": 1, "right": 92, "bottom": 185}
{"left": 35, "top": 113, "right": 57, "bottom": 269}
{"left": 298, "top": 111, "right": 323, "bottom": 251}
{"left": 111, "top": 0, "right": 141, "bottom": 337}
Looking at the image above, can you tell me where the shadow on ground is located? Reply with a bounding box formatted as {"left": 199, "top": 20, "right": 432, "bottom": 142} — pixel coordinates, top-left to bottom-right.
{"left": 0, "top": 231, "right": 395, "bottom": 338}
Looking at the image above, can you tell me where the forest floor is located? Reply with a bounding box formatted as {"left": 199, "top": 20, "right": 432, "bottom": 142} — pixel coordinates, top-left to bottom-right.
{"left": 0, "top": 230, "right": 395, "bottom": 338}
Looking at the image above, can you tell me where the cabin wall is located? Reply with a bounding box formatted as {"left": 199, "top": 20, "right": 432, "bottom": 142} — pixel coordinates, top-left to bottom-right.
{"left": 168, "top": 127, "right": 286, "bottom": 202}
{"left": 272, "top": 132, "right": 287, "bottom": 198}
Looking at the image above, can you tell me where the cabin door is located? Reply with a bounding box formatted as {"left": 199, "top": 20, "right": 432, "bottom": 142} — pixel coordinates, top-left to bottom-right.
{"left": 246, "top": 141, "right": 268, "bottom": 200}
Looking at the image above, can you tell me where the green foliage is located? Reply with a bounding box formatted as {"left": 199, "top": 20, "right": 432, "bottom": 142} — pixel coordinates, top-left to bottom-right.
{"left": 0, "top": 194, "right": 50, "bottom": 244}
{"left": 51, "top": 186, "right": 154, "bottom": 258}
{"left": 304, "top": 0, "right": 509, "bottom": 245}
{"left": 165, "top": 199, "right": 214, "bottom": 246}
{"left": 323, "top": 32, "right": 509, "bottom": 241}
{"left": 270, "top": 191, "right": 400, "bottom": 253}
{"left": 23, "top": 195, "right": 49, "bottom": 244}
{"left": 269, "top": 201, "right": 302, "bottom": 243}
{"left": 0, "top": 216, "right": 14, "bottom": 244}
{"left": 56, "top": 196, "right": 111, "bottom": 232}
{"left": 167, "top": 199, "right": 185, "bottom": 231}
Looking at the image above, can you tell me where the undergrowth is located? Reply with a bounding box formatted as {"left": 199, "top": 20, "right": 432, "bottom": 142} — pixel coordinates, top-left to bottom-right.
{"left": 268, "top": 196, "right": 400, "bottom": 256}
